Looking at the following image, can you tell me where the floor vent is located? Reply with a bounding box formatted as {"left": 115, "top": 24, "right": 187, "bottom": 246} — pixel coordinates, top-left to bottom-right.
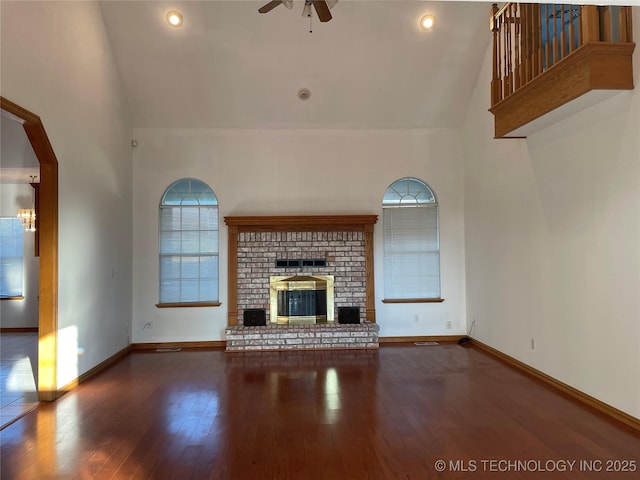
{"left": 156, "top": 347, "right": 182, "bottom": 352}
{"left": 414, "top": 341, "right": 439, "bottom": 346}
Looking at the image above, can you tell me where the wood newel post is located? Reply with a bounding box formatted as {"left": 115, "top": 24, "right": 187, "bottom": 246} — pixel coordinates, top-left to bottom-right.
{"left": 581, "top": 5, "right": 601, "bottom": 43}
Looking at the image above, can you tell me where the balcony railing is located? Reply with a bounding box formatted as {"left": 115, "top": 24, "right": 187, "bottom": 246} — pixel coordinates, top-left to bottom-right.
{"left": 491, "top": 4, "right": 633, "bottom": 106}
{"left": 489, "top": 4, "right": 635, "bottom": 137}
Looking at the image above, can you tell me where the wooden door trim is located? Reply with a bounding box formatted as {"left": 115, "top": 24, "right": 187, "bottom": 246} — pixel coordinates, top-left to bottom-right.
{"left": 1, "top": 96, "right": 59, "bottom": 401}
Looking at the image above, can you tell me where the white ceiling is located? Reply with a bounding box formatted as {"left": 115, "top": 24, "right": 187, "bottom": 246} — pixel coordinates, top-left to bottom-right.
{"left": 2, "top": 1, "right": 634, "bottom": 178}
{"left": 1, "top": 1, "right": 493, "bottom": 181}
{"left": 99, "top": 0, "right": 492, "bottom": 129}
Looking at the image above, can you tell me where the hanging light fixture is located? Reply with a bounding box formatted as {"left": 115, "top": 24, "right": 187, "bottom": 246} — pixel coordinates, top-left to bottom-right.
{"left": 17, "top": 208, "right": 35, "bottom": 232}
{"left": 17, "top": 175, "right": 37, "bottom": 232}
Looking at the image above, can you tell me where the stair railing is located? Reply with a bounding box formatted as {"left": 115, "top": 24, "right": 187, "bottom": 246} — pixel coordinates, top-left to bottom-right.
{"left": 491, "top": 3, "right": 634, "bottom": 107}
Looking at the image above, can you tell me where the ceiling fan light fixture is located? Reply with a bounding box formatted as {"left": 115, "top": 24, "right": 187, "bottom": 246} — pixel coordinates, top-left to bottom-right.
{"left": 420, "top": 14, "right": 436, "bottom": 31}
{"left": 297, "top": 88, "right": 311, "bottom": 101}
{"left": 166, "top": 10, "right": 183, "bottom": 27}
{"left": 259, "top": 0, "right": 336, "bottom": 23}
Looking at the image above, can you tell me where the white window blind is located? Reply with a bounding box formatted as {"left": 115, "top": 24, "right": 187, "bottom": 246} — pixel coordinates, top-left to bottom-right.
{"left": 159, "top": 179, "right": 218, "bottom": 304}
{"left": 0, "top": 217, "right": 24, "bottom": 298}
{"left": 383, "top": 178, "right": 440, "bottom": 300}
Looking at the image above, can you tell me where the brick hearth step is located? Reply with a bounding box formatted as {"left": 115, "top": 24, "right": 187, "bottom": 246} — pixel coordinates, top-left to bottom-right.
{"left": 225, "top": 322, "right": 379, "bottom": 351}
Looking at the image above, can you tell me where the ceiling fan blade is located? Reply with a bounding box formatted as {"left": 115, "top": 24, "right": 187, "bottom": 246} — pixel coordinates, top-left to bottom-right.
{"left": 259, "top": 0, "right": 283, "bottom": 14}
{"left": 313, "top": 0, "right": 332, "bottom": 22}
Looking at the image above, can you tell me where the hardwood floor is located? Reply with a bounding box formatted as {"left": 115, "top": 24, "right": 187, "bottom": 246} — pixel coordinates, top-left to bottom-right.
{"left": 1, "top": 344, "right": 638, "bottom": 479}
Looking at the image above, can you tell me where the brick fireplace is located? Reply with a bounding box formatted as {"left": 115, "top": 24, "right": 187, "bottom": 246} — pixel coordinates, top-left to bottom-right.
{"left": 223, "top": 216, "right": 379, "bottom": 351}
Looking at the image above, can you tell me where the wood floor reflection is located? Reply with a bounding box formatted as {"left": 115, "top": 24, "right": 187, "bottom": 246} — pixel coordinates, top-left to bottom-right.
{"left": 1, "top": 344, "right": 639, "bottom": 479}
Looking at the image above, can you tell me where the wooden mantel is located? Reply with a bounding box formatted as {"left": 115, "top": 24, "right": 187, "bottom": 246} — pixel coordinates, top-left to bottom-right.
{"left": 224, "top": 215, "right": 378, "bottom": 231}
{"left": 224, "top": 215, "right": 378, "bottom": 327}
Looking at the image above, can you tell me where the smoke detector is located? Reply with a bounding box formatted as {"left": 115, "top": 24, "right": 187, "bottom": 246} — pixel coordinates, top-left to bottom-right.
{"left": 297, "top": 88, "right": 311, "bottom": 101}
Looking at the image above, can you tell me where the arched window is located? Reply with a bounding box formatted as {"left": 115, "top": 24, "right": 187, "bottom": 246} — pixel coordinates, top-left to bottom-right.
{"left": 159, "top": 178, "right": 219, "bottom": 305}
{"left": 382, "top": 177, "right": 441, "bottom": 301}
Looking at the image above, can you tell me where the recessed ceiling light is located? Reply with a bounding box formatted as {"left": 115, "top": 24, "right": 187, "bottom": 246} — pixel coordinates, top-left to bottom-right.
{"left": 420, "top": 14, "right": 435, "bottom": 31}
{"left": 166, "top": 10, "right": 183, "bottom": 27}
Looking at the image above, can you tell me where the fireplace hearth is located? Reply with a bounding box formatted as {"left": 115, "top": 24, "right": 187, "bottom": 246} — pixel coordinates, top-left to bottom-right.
{"left": 224, "top": 216, "right": 379, "bottom": 350}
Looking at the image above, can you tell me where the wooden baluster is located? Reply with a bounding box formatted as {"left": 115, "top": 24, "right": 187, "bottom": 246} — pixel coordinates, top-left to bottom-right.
{"left": 543, "top": 4, "right": 551, "bottom": 70}
{"left": 520, "top": 3, "right": 527, "bottom": 84}
{"left": 514, "top": 3, "right": 521, "bottom": 90}
{"left": 577, "top": 6, "right": 583, "bottom": 46}
{"left": 601, "top": 6, "right": 611, "bottom": 42}
{"left": 497, "top": 14, "right": 503, "bottom": 102}
{"left": 503, "top": 10, "right": 509, "bottom": 97}
{"left": 502, "top": 7, "right": 506, "bottom": 97}
{"left": 533, "top": 3, "right": 542, "bottom": 77}
{"left": 569, "top": 5, "right": 576, "bottom": 54}
{"left": 520, "top": 4, "right": 526, "bottom": 85}
{"left": 531, "top": 3, "right": 537, "bottom": 81}
{"left": 523, "top": 3, "right": 531, "bottom": 83}
{"left": 560, "top": 4, "right": 566, "bottom": 59}
{"left": 490, "top": 3, "right": 501, "bottom": 105}
{"left": 510, "top": 5, "right": 514, "bottom": 93}
{"left": 552, "top": 4, "right": 558, "bottom": 66}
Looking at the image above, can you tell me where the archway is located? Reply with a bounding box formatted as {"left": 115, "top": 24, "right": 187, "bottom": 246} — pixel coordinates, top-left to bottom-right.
{"left": 1, "top": 97, "right": 59, "bottom": 401}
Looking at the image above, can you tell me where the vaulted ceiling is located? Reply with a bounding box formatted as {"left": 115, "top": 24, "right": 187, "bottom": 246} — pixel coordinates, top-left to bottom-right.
{"left": 1, "top": 1, "right": 493, "bottom": 183}
{"left": 99, "top": 1, "right": 491, "bottom": 129}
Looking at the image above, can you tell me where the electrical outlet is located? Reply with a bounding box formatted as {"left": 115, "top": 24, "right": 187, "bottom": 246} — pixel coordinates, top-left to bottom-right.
{"left": 446, "top": 321, "right": 452, "bottom": 329}
{"left": 530, "top": 339, "right": 536, "bottom": 350}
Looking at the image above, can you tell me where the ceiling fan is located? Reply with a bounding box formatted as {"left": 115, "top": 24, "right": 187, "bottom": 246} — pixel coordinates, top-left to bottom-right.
{"left": 258, "top": 0, "right": 338, "bottom": 23}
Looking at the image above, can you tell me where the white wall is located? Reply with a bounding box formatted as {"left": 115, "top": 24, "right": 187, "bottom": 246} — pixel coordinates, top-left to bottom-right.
{"left": 132, "top": 128, "right": 467, "bottom": 342}
{"left": 0, "top": 183, "right": 39, "bottom": 329}
{"left": 461, "top": 9, "right": 640, "bottom": 419}
{"left": 1, "top": 1, "right": 133, "bottom": 387}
